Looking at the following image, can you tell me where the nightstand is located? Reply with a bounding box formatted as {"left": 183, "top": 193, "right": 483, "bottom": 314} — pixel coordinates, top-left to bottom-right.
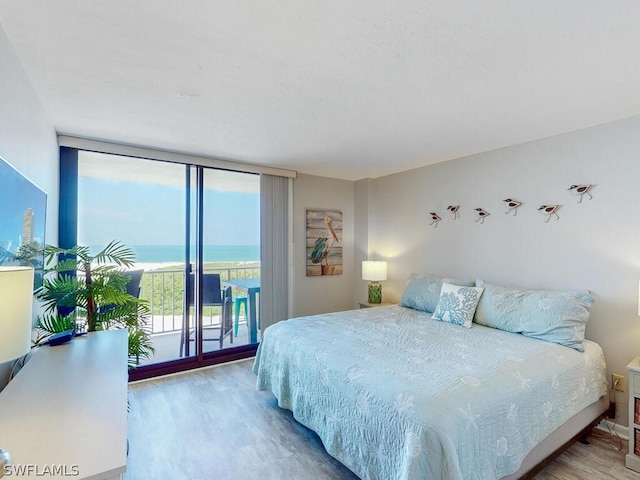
{"left": 626, "top": 357, "right": 640, "bottom": 472}
{"left": 359, "top": 301, "right": 395, "bottom": 309}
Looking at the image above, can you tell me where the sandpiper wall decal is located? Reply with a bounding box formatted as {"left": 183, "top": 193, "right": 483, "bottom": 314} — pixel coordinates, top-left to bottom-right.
{"left": 474, "top": 208, "right": 490, "bottom": 224}
{"left": 538, "top": 205, "right": 560, "bottom": 222}
{"left": 429, "top": 212, "right": 442, "bottom": 228}
{"left": 568, "top": 184, "right": 593, "bottom": 203}
{"left": 425, "top": 179, "right": 594, "bottom": 228}
{"left": 503, "top": 198, "right": 522, "bottom": 216}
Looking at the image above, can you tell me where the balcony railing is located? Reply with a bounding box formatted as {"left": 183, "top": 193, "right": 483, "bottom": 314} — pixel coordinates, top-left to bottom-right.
{"left": 139, "top": 265, "right": 260, "bottom": 335}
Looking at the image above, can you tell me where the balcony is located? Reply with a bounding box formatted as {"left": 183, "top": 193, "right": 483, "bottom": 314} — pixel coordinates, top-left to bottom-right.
{"left": 135, "top": 264, "right": 260, "bottom": 366}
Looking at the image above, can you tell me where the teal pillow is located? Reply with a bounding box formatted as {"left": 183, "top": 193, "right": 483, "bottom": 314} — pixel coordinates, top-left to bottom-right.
{"left": 432, "top": 283, "right": 485, "bottom": 328}
{"left": 474, "top": 280, "right": 595, "bottom": 351}
{"left": 400, "top": 274, "right": 475, "bottom": 313}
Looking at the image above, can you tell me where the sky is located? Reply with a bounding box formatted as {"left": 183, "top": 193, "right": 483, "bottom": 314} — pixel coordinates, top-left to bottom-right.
{"left": 78, "top": 176, "right": 260, "bottom": 247}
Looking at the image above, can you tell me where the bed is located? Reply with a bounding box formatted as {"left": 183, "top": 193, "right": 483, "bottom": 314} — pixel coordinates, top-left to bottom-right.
{"left": 253, "top": 278, "right": 608, "bottom": 480}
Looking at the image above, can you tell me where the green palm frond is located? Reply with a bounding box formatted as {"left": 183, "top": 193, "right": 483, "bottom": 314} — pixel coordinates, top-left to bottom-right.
{"left": 37, "top": 275, "right": 87, "bottom": 313}
{"left": 38, "top": 241, "right": 155, "bottom": 368}
{"left": 35, "top": 313, "right": 76, "bottom": 333}
{"left": 92, "top": 266, "right": 130, "bottom": 289}
{"left": 33, "top": 313, "right": 77, "bottom": 346}
{"left": 43, "top": 244, "right": 69, "bottom": 265}
{"left": 44, "top": 244, "right": 92, "bottom": 265}
{"left": 98, "top": 288, "right": 138, "bottom": 308}
{"left": 128, "top": 327, "right": 156, "bottom": 368}
{"left": 92, "top": 240, "right": 135, "bottom": 267}
{"left": 94, "top": 300, "right": 149, "bottom": 331}
{"left": 45, "top": 258, "right": 81, "bottom": 276}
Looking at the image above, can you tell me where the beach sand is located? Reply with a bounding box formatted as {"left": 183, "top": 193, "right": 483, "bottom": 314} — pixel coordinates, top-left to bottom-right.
{"left": 124, "top": 262, "right": 183, "bottom": 272}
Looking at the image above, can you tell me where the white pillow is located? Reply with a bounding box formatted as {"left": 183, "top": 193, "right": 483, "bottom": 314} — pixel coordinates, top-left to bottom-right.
{"left": 432, "top": 282, "right": 485, "bottom": 328}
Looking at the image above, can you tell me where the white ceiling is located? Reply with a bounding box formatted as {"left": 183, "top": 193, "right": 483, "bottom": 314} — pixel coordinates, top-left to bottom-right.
{"left": 1, "top": 1, "right": 639, "bottom": 181}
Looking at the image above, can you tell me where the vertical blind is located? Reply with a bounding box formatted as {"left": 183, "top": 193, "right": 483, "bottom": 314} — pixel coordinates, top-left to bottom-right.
{"left": 259, "top": 174, "right": 289, "bottom": 330}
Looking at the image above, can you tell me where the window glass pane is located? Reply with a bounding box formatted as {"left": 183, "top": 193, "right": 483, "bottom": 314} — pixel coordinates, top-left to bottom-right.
{"left": 77, "top": 152, "right": 261, "bottom": 367}
{"left": 78, "top": 151, "right": 189, "bottom": 364}
{"left": 202, "top": 169, "right": 260, "bottom": 352}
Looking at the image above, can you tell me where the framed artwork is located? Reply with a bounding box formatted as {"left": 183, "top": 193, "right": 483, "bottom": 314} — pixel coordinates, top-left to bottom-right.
{"left": 0, "top": 156, "right": 47, "bottom": 291}
{"left": 306, "top": 209, "right": 343, "bottom": 276}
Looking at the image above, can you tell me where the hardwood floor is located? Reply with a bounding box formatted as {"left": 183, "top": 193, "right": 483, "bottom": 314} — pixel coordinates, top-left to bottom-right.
{"left": 532, "top": 429, "right": 638, "bottom": 480}
{"left": 126, "top": 359, "right": 640, "bottom": 480}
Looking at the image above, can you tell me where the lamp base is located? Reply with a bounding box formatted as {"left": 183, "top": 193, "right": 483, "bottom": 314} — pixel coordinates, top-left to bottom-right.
{"left": 368, "top": 281, "right": 382, "bottom": 304}
{"left": 0, "top": 449, "right": 10, "bottom": 478}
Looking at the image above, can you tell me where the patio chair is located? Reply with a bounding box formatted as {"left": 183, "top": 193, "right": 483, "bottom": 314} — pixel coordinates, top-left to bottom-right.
{"left": 180, "top": 275, "right": 234, "bottom": 356}
{"left": 185, "top": 272, "right": 222, "bottom": 307}
{"left": 94, "top": 269, "right": 145, "bottom": 316}
{"left": 214, "top": 287, "right": 234, "bottom": 347}
{"left": 124, "top": 269, "right": 144, "bottom": 298}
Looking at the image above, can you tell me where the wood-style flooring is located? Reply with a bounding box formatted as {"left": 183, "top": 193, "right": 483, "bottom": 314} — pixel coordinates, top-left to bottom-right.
{"left": 126, "top": 359, "right": 640, "bottom": 480}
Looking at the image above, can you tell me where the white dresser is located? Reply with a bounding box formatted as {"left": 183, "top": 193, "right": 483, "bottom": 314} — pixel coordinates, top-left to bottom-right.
{"left": 0, "top": 330, "right": 128, "bottom": 479}
{"left": 627, "top": 356, "right": 640, "bottom": 473}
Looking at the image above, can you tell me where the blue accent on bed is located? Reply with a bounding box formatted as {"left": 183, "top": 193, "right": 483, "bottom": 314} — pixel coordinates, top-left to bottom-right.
{"left": 253, "top": 305, "right": 607, "bottom": 480}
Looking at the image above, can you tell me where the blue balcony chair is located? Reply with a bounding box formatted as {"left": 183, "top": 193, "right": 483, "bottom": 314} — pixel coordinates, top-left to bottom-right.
{"left": 234, "top": 295, "right": 248, "bottom": 336}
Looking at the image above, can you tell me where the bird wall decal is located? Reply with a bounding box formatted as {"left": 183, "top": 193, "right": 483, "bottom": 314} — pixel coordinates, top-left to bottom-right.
{"left": 446, "top": 205, "right": 460, "bottom": 219}
{"left": 474, "top": 208, "right": 490, "bottom": 224}
{"left": 538, "top": 205, "right": 560, "bottom": 223}
{"left": 568, "top": 184, "right": 593, "bottom": 203}
{"left": 503, "top": 198, "right": 522, "bottom": 216}
{"left": 429, "top": 212, "right": 442, "bottom": 228}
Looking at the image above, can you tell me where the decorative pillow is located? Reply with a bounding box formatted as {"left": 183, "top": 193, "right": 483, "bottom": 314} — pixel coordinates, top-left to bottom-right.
{"left": 474, "top": 279, "right": 595, "bottom": 351}
{"left": 400, "top": 274, "right": 475, "bottom": 313}
{"left": 432, "top": 282, "right": 484, "bottom": 328}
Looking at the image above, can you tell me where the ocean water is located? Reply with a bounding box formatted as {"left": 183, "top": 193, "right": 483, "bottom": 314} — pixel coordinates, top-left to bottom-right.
{"left": 91, "top": 245, "right": 260, "bottom": 263}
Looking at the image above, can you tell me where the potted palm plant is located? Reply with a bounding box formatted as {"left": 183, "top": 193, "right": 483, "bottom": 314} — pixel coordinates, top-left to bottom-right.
{"left": 34, "top": 240, "right": 154, "bottom": 367}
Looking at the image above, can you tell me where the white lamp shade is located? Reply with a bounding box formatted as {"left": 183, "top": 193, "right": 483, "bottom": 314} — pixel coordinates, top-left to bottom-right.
{"left": 0, "top": 266, "right": 33, "bottom": 364}
{"left": 362, "top": 261, "right": 387, "bottom": 281}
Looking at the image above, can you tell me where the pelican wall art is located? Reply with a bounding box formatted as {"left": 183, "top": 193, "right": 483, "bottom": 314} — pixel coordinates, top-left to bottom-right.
{"left": 306, "top": 209, "right": 343, "bottom": 276}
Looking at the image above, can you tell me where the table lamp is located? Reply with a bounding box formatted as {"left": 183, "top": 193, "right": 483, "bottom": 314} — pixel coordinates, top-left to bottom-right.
{"left": 0, "top": 266, "right": 34, "bottom": 477}
{"left": 362, "top": 261, "right": 387, "bottom": 304}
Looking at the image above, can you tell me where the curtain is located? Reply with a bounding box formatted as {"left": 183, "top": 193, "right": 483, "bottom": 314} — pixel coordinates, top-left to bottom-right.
{"left": 259, "top": 174, "right": 290, "bottom": 330}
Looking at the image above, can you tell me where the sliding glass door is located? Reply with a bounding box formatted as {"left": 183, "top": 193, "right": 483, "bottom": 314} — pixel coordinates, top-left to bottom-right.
{"left": 201, "top": 168, "right": 260, "bottom": 352}
{"left": 78, "top": 152, "right": 192, "bottom": 364}
{"left": 73, "top": 150, "right": 260, "bottom": 377}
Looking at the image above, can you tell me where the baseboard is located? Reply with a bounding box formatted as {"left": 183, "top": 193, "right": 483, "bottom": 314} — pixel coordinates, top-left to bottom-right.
{"left": 596, "top": 418, "right": 629, "bottom": 441}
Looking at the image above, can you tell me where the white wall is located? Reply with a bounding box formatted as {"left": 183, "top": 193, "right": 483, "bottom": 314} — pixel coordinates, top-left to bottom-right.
{"left": 354, "top": 178, "right": 376, "bottom": 303}
{"left": 0, "top": 25, "right": 58, "bottom": 389}
{"left": 292, "top": 173, "right": 356, "bottom": 317}
{"left": 365, "top": 115, "right": 640, "bottom": 426}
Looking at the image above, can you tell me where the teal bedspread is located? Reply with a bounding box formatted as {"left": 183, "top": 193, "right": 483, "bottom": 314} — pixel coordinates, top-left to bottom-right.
{"left": 253, "top": 306, "right": 607, "bottom": 480}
